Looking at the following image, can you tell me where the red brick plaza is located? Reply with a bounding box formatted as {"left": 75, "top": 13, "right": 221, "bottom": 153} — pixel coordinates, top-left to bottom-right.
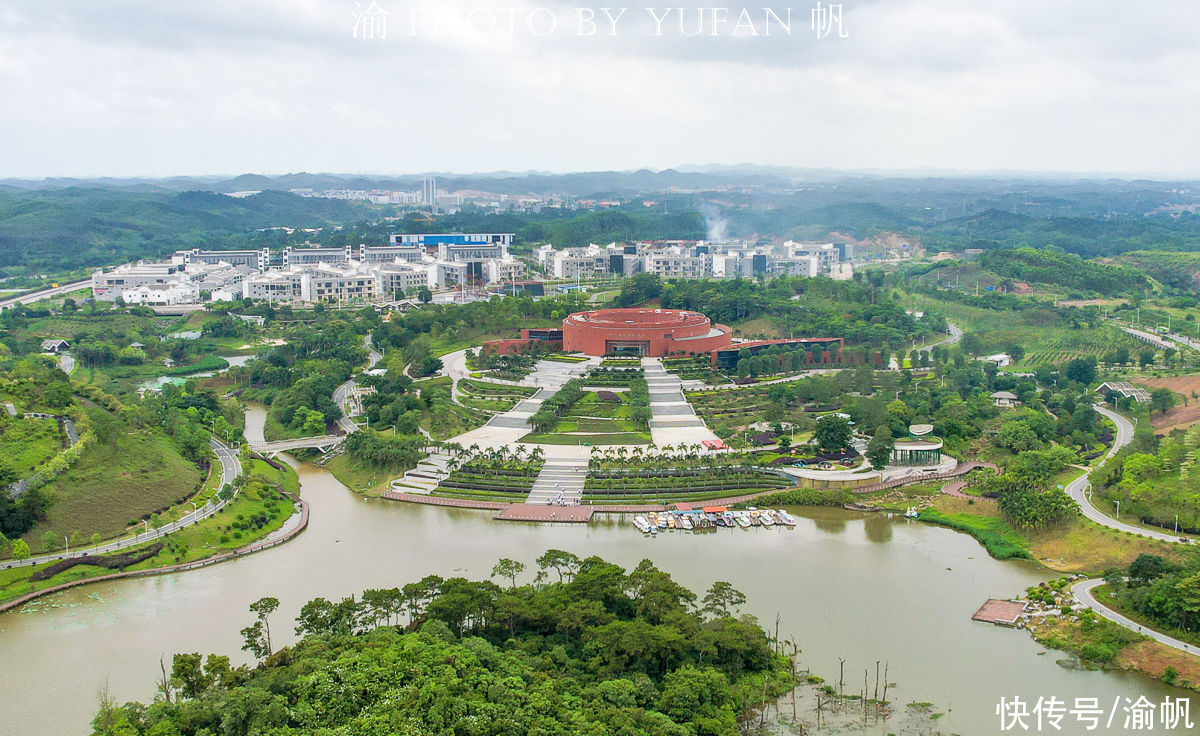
{"left": 562, "top": 308, "right": 732, "bottom": 357}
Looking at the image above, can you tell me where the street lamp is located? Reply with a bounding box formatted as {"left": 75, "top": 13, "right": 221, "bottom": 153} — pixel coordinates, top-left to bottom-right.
{"left": 1115, "top": 500, "right": 1120, "bottom": 520}
{"left": 64, "top": 536, "right": 69, "bottom": 556}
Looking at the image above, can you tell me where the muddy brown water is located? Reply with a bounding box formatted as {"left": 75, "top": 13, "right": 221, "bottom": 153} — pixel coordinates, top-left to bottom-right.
{"left": 0, "top": 408, "right": 1182, "bottom": 735}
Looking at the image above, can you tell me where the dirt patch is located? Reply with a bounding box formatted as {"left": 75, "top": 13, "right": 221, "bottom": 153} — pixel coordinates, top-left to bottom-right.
{"left": 1131, "top": 375, "right": 1200, "bottom": 430}
{"left": 1134, "top": 374, "right": 1200, "bottom": 395}
{"left": 1054, "top": 298, "right": 1130, "bottom": 308}
{"left": 1117, "top": 639, "right": 1200, "bottom": 688}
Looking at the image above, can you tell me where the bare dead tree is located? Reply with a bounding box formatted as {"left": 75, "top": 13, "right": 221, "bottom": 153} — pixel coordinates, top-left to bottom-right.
{"left": 156, "top": 654, "right": 173, "bottom": 704}
{"left": 838, "top": 657, "right": 845, "bottom": 699}
{"left": 874, "top": 660, "right": 880, "bottom": 702}
{"left": 882, "top": 661, "right": 890, "bottom": 709}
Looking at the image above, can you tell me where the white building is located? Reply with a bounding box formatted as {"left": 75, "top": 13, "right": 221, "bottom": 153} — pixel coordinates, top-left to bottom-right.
{"left": 121, "top": 281, "right": 200, "bottom": 306}
{"left": 358, "top": 244, "right": 426, "bottom": 263}
{"left": 91, "top": 262, "right": 185, "bottom": 301}
{"left": 485, "top": 255, "right": 526, "bottom": 284}
{"left": 374, "top": 262, "right": 433, "bottom": 298}
{"left": 174, "top": 248, "right": 270, "bottom": 270}
{"left": 642, "top": 249, "right": 710, "bottom": 279}
{"left": 241, "top": 267, "right": 309, "bottom": 302}
{"left": 785, "top": 242, "right": 838, "bottom": 273}
{"left": 283, "top": 244, "right": 354, "bottom": 267}
{"left": 552, "top": 245, "right": 607, "bottom": 279}
{"left": 306, "top": 262, "right": 378, "bottom": 303}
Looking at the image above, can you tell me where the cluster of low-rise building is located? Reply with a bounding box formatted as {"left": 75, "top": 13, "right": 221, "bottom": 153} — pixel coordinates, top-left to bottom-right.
{"left": 90, "top": 235, "right": 526, "bottom": 306}
{"left": 534, "top": 240, "right": 855, "bottom": 281}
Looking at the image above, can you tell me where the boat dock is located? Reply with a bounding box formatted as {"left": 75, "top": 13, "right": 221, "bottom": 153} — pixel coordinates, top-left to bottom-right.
{"left": 493, "top": 504, "right": 594, "bottom": 523}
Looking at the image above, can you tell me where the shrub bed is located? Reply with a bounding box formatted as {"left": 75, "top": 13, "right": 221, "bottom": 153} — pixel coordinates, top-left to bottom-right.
{"left": 30, "top": 542, "right": 165, "bottom": 581}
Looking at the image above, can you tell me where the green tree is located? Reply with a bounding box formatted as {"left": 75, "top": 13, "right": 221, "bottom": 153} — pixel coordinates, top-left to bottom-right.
{"left": 866, "top": 424, "right": 894, "bottom": 470}
{"left": 41, "top": 530, "right": 59, "bottom": 553}
{"left": 1064, "top": 358, "right": 1097, "bottom": 385}
{"left": 240, "top": 621, "right": 268, "bottom": 660}
{"left": 417, "top": 286, "right": 433, "bottom": 304}
{"left": 170, "top": 653, "right": 212, "bottom": 700}
{"left": 248, "top": 596, "right": 279, "bottom": 656}
{"left": 0, "top": 459, "right": 16, "bottom": 487}
{"left": 814, "top": 415, "right": 852, "bottom": 453}
{"left": 536, "top": 549, "right": 581, "bottom": 582}
{"left": 1150, "top": 387, "right": 1177, "bottom": 416}
{"left": 11, "top": 539, "right": 30, "bottom": 560}
{"left": 490, "top": 558, "right": 525, "bottom": 588}
{"left": 701, "top": 581, "right": 746, "bottom": 619}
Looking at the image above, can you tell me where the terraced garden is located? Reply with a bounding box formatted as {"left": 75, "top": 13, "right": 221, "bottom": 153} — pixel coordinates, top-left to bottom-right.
{"left": 583, "top": 468, "right": 792, "bottom": 502}
{"left": 661, "top": 357, "right": 730, "bottom": 385}
{"left": 521, "top": 384, "right": 652, "bottom": 445}
{"left": 456, "top": 379, "right": 536, "bottom": 413}
{"left": 687, "top": 386, "right": 817, "bottom": 428}
{"left": 432, "top": 457, "right": 544, "bottom": 502}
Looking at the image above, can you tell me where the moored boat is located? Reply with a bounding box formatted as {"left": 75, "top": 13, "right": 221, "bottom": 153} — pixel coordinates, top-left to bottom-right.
{"left": 632, "top": 516, "right": 651, "bottom": 533}
{"left": 775, "top": 509, "right": 797, "bottom": 526}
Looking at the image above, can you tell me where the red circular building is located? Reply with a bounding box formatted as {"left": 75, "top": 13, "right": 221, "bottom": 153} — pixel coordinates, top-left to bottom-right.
{"left": 562, "top": 308, "right": 732, "bottom": 357}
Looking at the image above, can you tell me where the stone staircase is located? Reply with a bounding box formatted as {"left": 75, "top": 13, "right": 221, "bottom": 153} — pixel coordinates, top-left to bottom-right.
{"left": 389, "top": 452, "right": 452, "bottom": 495}
{"left": 643, "top": 359, "right": 708, "bottom": 430}
{"left": 526, "top": 460, "right": 587, "bottom": 504}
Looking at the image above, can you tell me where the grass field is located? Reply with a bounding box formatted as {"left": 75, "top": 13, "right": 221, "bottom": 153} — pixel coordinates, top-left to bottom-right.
{"left": 323, "top": 454, "right": 398, "bottom": 497}
{"left": 924, "top": 496, "right": 1181, "bottom": 572}
{"left": 25, "top": 424, "right": 202, "bottom": 544}
{"left": 0, "top": 416, "right": 61, "bottom": 476}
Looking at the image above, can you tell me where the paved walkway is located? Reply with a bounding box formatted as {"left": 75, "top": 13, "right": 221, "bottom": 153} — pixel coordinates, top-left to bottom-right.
{"left": 527, "top": 460, "right": 587, "bottom": 504}
{"left": 0, "top": 493, "right": 309, "bottom": 615}
{"left": 644, "top": 358, "right": 720, "bottom": 446}
{"left": 1073, "top": 578, "right": 1199, "bottom": 656}
{"left": 1067, "top": 405, "right": 1191, "bottom": 543}
{"left": 1, "top": 437, "right": 242, "bottom": 569}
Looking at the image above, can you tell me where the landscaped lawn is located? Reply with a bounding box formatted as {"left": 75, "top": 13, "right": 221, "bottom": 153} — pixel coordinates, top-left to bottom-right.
{"left": 25, "top": 424, "right": 202, "bottom": 543}
{"left": 520, "top": 431, "right": 652, "bottom": 445}
{"left": 0, "top": 479, "right": 295, "bottom": 606}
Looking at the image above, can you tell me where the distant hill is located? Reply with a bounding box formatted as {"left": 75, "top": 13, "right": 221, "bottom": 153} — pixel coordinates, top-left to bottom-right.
{"left": 0, "top": 188, "right": 373, "bottom": 270}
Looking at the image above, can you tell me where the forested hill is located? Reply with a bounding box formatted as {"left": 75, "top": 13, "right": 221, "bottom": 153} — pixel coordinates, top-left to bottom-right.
{"left": 91, "top": 554, "right": 792, "bottom": 736}
{"left": 922, "top": 208, "right": 1200, "bottom": 257}
{"left": 0, "top": 188, "right": 373, "bottom": 271}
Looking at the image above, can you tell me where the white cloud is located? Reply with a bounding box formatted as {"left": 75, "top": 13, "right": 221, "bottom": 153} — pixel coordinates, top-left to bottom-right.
{"left": 0, "top": 0, "right": 1198, "bottom": 177}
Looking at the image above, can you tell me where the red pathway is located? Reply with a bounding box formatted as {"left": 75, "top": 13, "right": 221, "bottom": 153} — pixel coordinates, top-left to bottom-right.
{"left": 494, "top": 504, "right": 594, "bottom": 523}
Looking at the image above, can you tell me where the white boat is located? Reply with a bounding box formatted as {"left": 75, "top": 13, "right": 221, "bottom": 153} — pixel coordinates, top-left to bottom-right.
{"left": 632, "top": 516, "right": 651, "bottom": 533}
{"left": 904, "top": 507, "right": 920, "bottom": 519}
{"left": 759, "top": 510, "right": 775, "bottom": 526}
{"left": 736, "top": 512, "right": 752, "bottom": 528}
{"left": 775, "top": 509, "right": 798, "bottom": 526}
{"left": 679, "top": 514, "right": 694, "bottom": 530}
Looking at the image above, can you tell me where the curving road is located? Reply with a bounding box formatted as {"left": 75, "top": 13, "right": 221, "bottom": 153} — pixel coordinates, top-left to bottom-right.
{"left": 1073, "top": 578, "right": 1198, "bottom": 655}
{"left": 0, "top": 437, "right": 242, "bottom": 569}
{"left": 1066, "top": 404, "right": 1189, "bottom": 543}
{"left": 0, "top": 279, "right": 92, "bottom": 312}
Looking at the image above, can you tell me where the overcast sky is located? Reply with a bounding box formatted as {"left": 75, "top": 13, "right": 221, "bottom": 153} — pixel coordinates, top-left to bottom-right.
{"left": 1, "top": 0, "right": 1197, "bottom": 179}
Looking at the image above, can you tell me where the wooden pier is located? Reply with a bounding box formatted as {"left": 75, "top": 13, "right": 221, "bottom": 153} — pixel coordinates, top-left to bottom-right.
{"left": 494, "top": 504, "right": 594, "bottom": 523}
